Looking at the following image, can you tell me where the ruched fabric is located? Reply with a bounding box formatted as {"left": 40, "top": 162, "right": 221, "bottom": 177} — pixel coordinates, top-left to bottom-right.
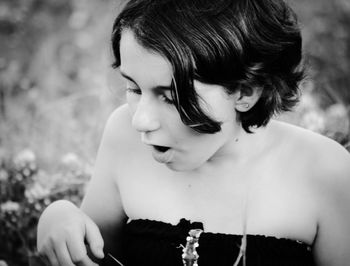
{"left": 107, "top": 218, "right": 316, "bottom": 266}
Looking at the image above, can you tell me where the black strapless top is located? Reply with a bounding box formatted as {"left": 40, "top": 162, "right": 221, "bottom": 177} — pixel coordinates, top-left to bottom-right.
{"left": 108, "top": 218, "right": 315, "bottom": 266}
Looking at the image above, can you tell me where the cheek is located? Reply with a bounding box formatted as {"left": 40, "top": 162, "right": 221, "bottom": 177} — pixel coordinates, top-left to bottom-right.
{"left": 167, "top": 117, "right": 192, "bottom": 142}
{"left": 200, "top": 98, "right": 236, "bottom": 125}
{"left": 167, "top": 110, "right": 232, "bottom": 146}
{"left": 209, "top": 101, "right": 235, "bottom": 123}
{"left": 177, "top": 127, "right": 221, "bottom": 151}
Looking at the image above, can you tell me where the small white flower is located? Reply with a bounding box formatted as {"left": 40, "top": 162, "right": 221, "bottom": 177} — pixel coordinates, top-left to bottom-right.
{"left": 14, "top": 149, "right": 36, "bottom": 166}
{"left": 0, "top": 169, "right": 8, "bottom": 182}
{"left": 298, "top": 92, "right": 319, "bottom": 111}
{"left": 34, "top": 203, "right": 42, "bottom": 211}
{"left": 43, "top": 198, "right": 51, "bottom": 206}
{"left": 1, "top": 201, "right": 20, "bottom": 212}
{"left": 61, "top": 152, "right": 82, "bottom": 171}
{"left": 300, "top": 110, "right": 325, "bottom": 133}
{"left": 324, "top": 104, "right": 349, "bottom": 135}
{"left": 25, "top": 183, "right": 50, "bottom": 200}
{"left": 22, "top": 168, "right": 31, "bottom": 177}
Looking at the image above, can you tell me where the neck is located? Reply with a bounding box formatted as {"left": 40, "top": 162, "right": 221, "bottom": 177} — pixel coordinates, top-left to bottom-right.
{"left": 194, "top": 123, "right": 272, "bottom": 175}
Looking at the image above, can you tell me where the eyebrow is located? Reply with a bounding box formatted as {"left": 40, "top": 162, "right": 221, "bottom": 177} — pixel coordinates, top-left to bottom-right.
{"left": 120, "top": 71, "right": 172, "bottom": 92}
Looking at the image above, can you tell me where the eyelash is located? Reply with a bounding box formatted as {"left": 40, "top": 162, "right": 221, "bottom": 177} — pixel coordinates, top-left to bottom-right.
{"left": 159, "top": 94, "right": 174, "bottom": 105}
{"left": 126, "top": 88, "right": 174, "bottom": 105}
{"left": 126, "top": 88, "right": 141, "bottom": 95}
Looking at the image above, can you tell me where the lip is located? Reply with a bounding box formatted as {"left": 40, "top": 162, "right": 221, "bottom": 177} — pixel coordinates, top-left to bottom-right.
{"left": 142, "top": 141, "right": 175, "bottom": 163}
{"left": 152, "top": 147, "right": 174, "bottom": 163}
{"left": 148, "top": 144, "right": 174, "bottom": 164}
{"left": 144, "top": 142, "right": 170, "bottom": 150}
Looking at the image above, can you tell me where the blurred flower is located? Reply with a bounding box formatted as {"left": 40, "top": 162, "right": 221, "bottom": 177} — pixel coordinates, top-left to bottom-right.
{"left": 0, "top": 148, "right": 6, "bottom": 164}
{"left": 324, "top": 103, "right": 349, "bottom": 136}
{"left": 15, "top": 173, "right": 23, "bottom": 181}
{"left": 28, "top": 161, "right": 37, "bottom": 171}
{"left": 61, "top": 152, "right": 82, "bottom": 171}
{"left": 69, "top": 10, "right": 89, "bottom": 29}
{"left": 298, "top": 91, "right": 319, "bottom": 112}
{"left": 14, "top": 149, "right": 36, "bottom": 167}
{"left": 43, "top": 198, "right": 51, "bottom": 206}
{"left": 34, "top": 203, "right": 42, "bottom": 211}
{"left": 25, "top": 183, "right": 50, "bottom": 200}
{"left": 0, "top": 169, "right": 8, "bottom": 181}
{"left": 22, "top": 168, "right": 31, "bottom": 177}
{"left": 300, "top": 110, "right": 326, "bottom": 133}
{"left": 1, "top": 201, "right": 20, "bottom": 212}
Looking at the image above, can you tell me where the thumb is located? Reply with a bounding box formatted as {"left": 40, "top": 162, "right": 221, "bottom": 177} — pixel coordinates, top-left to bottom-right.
{"left": 85, "top": 218, "right": 105, "bottom": 259}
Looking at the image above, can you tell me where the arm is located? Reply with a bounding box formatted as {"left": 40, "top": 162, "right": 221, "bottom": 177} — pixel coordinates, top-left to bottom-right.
{"left": 80, "top": 105, "right": 129, "bottom": 257}
{"left": 312, "top": 141, "right": 350, "bottom": 266}
{"left": 37, "top": 105, "right": 129, "bottom": 265}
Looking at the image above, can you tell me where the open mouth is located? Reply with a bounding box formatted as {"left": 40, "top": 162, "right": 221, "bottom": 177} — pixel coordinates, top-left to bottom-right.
{"left": 153, "top": 145, "right": 170, "bottom": 153}
{"left": 150, "top": 144, "right": 174, "bottom": 163}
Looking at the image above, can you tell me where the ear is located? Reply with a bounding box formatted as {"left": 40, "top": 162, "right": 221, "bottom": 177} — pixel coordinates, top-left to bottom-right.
{"left": 234, "top": 86, "right": 262, "bottom": 112}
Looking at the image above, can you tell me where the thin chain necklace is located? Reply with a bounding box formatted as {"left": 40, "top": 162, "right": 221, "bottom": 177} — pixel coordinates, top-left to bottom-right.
{"left": 182, "top": 176, "right": 251, "bottom": 266}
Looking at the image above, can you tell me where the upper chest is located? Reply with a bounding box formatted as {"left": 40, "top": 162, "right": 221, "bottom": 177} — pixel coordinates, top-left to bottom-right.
{"left": 115, "top": 148, "right": 318, "bottom": 244}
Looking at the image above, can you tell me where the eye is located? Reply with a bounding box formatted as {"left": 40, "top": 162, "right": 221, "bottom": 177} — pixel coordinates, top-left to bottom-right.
{"left": 159, "top": 94, "right": 174, "bottom": 105}
{"left": 126, "top": 87, "right": 142, "bottom": 95}
{"left": 125, "top": 80, "right": 141, "bottom": 95}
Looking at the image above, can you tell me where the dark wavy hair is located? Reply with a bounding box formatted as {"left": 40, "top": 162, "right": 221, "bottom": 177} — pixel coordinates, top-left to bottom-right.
{"left": 111, "top": 0, "right": 305, "bottom": 133}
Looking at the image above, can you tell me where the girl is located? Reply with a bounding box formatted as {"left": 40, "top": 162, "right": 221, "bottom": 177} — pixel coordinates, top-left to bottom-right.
{"left": 37, "top": 0, "right": 350, "bottom": 265}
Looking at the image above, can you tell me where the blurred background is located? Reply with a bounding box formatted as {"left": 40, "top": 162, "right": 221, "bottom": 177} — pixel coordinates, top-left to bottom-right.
{"left": 0, "top": 0, "right": 349, "bottom": 265}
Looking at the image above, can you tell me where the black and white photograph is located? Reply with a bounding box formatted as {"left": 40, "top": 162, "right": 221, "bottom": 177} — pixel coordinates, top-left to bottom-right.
{"left": 1, "top": 0, "right": 350, "bottom": 265}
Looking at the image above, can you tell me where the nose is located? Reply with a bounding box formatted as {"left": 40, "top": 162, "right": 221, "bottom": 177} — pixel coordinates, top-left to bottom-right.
{"left": 131, "top": 98, "right": 161, "bottom": 133}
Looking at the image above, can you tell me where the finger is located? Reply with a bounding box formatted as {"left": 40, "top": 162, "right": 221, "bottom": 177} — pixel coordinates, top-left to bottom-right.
{"left": 42, "top": 246, "right": 59, "bottom": 266}
{"left": 37, "top": 253, "right": 51, "bottom": 266}
{"left": 76, "top": 256, "right": 99, "bottom": 266}
{"left": 84, "top": 218, "right": 104, "bottom": 259}
{"left": 54, "top": 242, "right": 75, "bottom": 266}
{"left": 66, "top": 231, "right": 89, "bottom": 263}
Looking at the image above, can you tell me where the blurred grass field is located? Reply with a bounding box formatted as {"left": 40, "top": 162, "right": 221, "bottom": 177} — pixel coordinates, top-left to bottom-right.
{"left": 0, "top": 0, "right": 126, "bottom": 171}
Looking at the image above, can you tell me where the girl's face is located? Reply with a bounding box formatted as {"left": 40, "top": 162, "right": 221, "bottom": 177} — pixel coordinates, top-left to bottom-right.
{"left": 120, "top": 30, "right": 241, "bottom": 172}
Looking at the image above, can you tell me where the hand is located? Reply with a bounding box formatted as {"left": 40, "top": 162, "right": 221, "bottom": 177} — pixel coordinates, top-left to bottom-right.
{"left": 37, "top": 200, "right": 104, "bottom": 266}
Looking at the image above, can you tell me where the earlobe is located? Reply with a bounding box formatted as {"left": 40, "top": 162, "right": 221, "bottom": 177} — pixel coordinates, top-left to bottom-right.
{"left": 235, "top": 102, "right": 250, "bottom": 112}
{"left": 234, "top": 87, "right": 262, "bottom": 112}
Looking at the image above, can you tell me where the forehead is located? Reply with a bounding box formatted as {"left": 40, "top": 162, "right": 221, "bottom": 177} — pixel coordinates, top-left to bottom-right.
{"left": 119, "top": 29, "right": 173, "bottom": 87}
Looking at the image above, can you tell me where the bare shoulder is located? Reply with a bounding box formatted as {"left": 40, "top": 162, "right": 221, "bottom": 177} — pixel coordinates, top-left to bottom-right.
{"left": 269, "top": 120, "right": 350, "bottom": 209}
{"left": 271, "top": 120, "right": 350, "bottom": 178}
{"left": 100, "top": 104, "right": 144, "bottom": 163}
{"left": 81, "top": 104, "right": 137, "bottom": 218}
{"left": 270, "top": 119, "right": 350, "bottom": 205}
{"left": 102, "top": 103, "right": 139, "bottom": 150}
{"left": 272, "top": 120, "right": 350, "bottom": 265}
{"left": 81, "top": 104, "right": 136, "bottom": 204}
